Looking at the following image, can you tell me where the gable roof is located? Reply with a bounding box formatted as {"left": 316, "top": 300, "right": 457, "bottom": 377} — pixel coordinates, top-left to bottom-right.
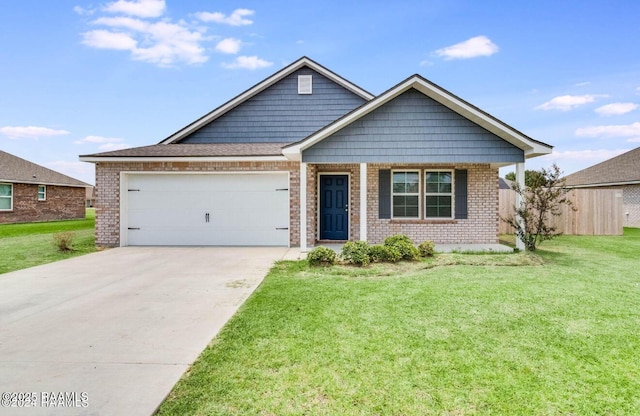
{"left": 283, "top": 74, "right": 552, "bottom": 160}
{"left": 1, "top": 150, "right": 89, "bottom": 187}
{"left": 564, "top": 147, "right": 640, "bottom": 187}
{"left": 160, "top": 57, "right": 374, "bottom": 145}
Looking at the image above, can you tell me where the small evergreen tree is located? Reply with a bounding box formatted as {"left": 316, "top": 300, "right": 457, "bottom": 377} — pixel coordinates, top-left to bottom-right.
{"left": 502, "top": 164, "right": 574, "bottom": 251}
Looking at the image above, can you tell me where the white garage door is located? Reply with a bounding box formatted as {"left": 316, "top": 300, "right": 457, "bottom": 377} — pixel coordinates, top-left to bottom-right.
{"left": 124, "top": 173, "right": 289, "bottom": 246}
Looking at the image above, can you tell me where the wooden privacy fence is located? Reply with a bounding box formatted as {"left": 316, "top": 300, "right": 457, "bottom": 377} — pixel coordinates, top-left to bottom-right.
{"left": 499, "top": 188, "right": 623, "bottom": 235}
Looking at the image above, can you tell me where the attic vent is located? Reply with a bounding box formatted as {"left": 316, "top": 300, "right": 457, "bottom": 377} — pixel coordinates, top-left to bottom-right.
{"left": 298, "top": 75, "right": 312, "bottom": 94}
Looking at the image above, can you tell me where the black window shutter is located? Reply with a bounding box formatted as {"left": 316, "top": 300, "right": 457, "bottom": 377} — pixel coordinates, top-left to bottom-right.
{"left": 379, "top": 169, "right": 391, "bottom": 219}
{"left": 454, "top": 169, "right": 468, "bottom": 219}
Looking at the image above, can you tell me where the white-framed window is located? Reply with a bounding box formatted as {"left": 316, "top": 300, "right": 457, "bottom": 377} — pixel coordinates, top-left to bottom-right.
{"left": 425, "top": 170, "right": 454, "bottom": 219}
{"left": 391, "top": 170, "right": 420, "bottom": 218}
{"left": 38, "top": 185, "right": 46, "bottom": 201}
{"left": 0, "top": 183, "right": 13, "bottom": 211}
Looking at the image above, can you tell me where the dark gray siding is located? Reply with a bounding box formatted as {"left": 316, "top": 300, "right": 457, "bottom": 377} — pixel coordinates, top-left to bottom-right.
{"left": 302, "top": 89, "right": 524, "bottom": 163}
{"left": 179, "top": 68, "right": 367, "bottom": 144}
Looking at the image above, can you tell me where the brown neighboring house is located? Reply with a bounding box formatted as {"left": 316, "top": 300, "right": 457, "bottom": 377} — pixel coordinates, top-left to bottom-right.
{"left": 80, "top": 57, "right": 552, "bottom": 249}
{"left": 564, "top": 147, "right": 640, "bottom": 227}
{"left": 0, "top": 150, "right": 90, "bottom": 224}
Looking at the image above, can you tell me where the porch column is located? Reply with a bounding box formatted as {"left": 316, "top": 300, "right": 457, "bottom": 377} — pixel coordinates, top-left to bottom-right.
{"left": 300, "top": 162, "right": 308, "bottom": 252}
{"left": 360, "top": 163, "right": 367, "bottom": 242}
{"left": 515, "top": 162, "right": 525, "bottom": 250}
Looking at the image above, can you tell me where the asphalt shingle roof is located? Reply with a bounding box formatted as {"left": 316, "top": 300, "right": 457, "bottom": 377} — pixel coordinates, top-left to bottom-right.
{"left": 0, "top": 150, "right": 89, "bottom": 187}
{"left": 80, "top": 143, "right": 289, "bottom": 158}
{"left": 564, "top": 147, "right": 640, "bottom": 186}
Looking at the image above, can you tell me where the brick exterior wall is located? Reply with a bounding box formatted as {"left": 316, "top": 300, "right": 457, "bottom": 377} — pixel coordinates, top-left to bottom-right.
{"left": 622, "top": 184, "right": 640, "bottom": 227}
{"left": 366, "top": 163, "right": 499, "bottom": 244}
{"left": 95, "top": 160, "right": 500, "bottom": 247}
{"left": 0, "top": 183, "right": 86, "bottom": 224}
{"left": 94, "top": 161, "right": 300, "bottom": 247}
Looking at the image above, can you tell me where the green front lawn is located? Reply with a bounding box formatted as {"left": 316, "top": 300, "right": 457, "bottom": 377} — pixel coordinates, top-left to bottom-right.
{"left": 0, "top": 209, "right": 97, "bottom": 274}
{"left": 158, "top": 229, "right": 640, "bottom": 415}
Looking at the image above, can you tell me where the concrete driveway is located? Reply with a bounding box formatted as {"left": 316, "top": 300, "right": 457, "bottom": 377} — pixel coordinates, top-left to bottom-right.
{"left": 0, "top": 247, "right": 293, "bottom": 415}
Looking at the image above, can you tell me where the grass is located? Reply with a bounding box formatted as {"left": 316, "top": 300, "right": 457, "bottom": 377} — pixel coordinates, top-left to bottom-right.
{"left": 157, "top": 228, "right": 640, "bottom": 415}
{"left": 0, "top": 209, "right": 97, "bottom": 274}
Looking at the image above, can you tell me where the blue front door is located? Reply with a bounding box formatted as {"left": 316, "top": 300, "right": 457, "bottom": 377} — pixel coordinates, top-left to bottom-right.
{"left": 320, "top": 175, "right": 349, "bottom": 240}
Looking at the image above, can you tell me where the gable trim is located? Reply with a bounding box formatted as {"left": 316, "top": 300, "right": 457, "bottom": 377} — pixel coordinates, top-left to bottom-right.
{"left": 283, "top": 75, "right": 552, "bottom": 161}
{"left": 160, "top": 57, "right": 374, "bottom": 145}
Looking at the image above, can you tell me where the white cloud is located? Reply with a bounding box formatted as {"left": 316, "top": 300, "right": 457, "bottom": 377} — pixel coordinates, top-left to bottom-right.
{"left": 575, "top": 81, "right": 591, "bottom": 87}
{"left": 594, "top": 102, "right": 639, "bottom": 116}
{"left": 222, "top": 55, "right": 273, "bottom": 70}
{"left": 93, "top": 16, "right": 149, "bottom": 31}
{"left": 535, "top": 94, "right": 606, "bottom": 111}
{"left": 540, "top": 148, "right": 630, "bottom": 163}
{"left": 434, "top": 36, "right": 499, "bottom": 60}
{"left": 84, "top": 17, "right": 208, "bottom": 66}
{"left": 215, "top": 38, "right": 242, "bottom": 54}
{"left": 132, "top": 21, "right": 208, "bottom": 66}
{"left": 79, "top": 4, "right": 267, "bottom": 67}
{"left": 73, "top": 5, "right": 95, "bottom": 16}
{"left": 74, "top": 136, "right": 131, "bottom": 152}
{"left": 103, "top": 0, "right": 165, "bottom": 18}
{"left": 419, "top": 60, "right": 433, "bottom": 67}
{"left": 82, "top": 29, "right": 138, "bottom": 50}
{"left": 195, "top": 9, "right": 254, "bottom": 26}
{"left": 0, "top": 126, "right": 70, "bottom": 140}
{"left": 575, "top": 122, "right": 640, "bottom": 138}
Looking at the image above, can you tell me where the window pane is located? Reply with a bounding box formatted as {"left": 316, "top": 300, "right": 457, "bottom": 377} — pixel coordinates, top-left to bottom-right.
{"left": 393, "top": 195, "right": 419, "bottom": 218}
{"left": 393, "top": 172, "right": 419, "bottom": 194}
{"left": 405, "top": 172, "right": 419, "bottom": 193}
{"left": 0, "top": 198, "right": 10, "bottom": 209}
{"left": 439, "top": 173, "right": 452, "bottom": 193}
{"left": 393, "top": 173, "right": 406, "bottom": 193}
{"left": 426, "top": 195, "right": 452, "bottom": 218}
{"left": 0, "top": 185, "right": 11, "bottom": 197}
{"left": 426, "top": 171, "right": 452, "bottom": 194}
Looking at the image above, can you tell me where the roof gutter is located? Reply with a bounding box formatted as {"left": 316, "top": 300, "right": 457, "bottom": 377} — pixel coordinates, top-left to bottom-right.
{"left": 79, "top": 155, "right": 289, "bottom": 163}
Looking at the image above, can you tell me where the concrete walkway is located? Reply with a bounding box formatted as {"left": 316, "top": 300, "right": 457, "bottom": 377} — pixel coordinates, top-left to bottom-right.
{"left": 0, "top": 247, "right": 292, "bottom": 415}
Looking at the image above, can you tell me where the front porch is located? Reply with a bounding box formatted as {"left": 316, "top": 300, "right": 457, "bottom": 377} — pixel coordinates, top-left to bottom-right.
{"left": 299, "top": 162, "right": 517, "bottom": 252}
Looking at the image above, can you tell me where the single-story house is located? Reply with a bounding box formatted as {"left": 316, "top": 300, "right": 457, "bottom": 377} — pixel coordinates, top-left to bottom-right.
{"left": 80, "top": 57, "right": 552, "bottom": 249}
{"left": 1, "top": 150, "right": 90, "bottom": 224}
{"left": 564, "top": 146, "right": 640, "bottom": 227}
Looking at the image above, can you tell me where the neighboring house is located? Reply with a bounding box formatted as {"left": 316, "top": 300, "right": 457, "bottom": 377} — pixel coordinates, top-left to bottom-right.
{"left": 0, "top": 150, "right": 89, "bottom": 224}
{"left": 564, "top": 147, "right": 640, "bottom": 227}
{"left": 80, "top": 57, "right": 552, "bottom": 249}
{"left": 499, "top": 178, "right": 513, "bottom": 190}
{"left": 86, "top": 186, "right": 96, "bottom": 208}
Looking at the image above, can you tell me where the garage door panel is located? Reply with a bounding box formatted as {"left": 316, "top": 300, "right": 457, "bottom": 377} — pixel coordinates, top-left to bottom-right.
{"left": 125, "top": 173, "right": 289, "bottom": 246}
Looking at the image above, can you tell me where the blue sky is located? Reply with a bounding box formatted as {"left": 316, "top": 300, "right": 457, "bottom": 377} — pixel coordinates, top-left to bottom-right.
{"left": 1, "top": 0, "right": 639, "bottom": 185}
